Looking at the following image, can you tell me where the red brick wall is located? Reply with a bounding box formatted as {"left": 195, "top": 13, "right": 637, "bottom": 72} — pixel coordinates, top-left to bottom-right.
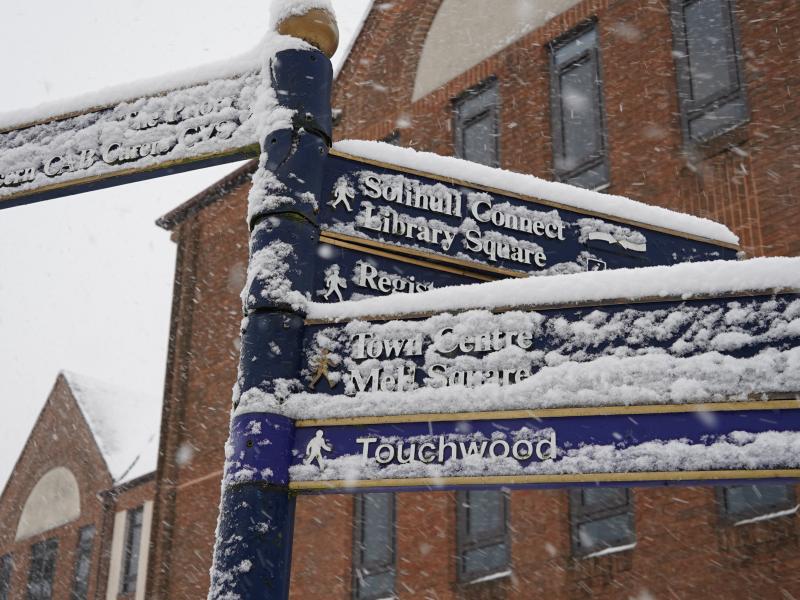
{"left": 333, "top": 0, "right": 800, "bottom": 259}
{"left": 149, "top": 0, "right": 800, "bottom": 597}
{"left": 0, "top": 375, "right": 155, "bottom": 600}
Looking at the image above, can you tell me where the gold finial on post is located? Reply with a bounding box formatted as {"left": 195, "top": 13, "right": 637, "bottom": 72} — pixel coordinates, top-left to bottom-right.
{"left": 276, "top": 6, "right": 339, "bottom": 58}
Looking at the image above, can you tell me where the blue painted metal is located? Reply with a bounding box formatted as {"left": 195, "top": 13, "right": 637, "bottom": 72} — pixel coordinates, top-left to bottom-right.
{"left": 313, "top": 238, "right": 487, "bottom": 301}
{"left": 300, "top": 292, "right": 800, "bottom": 396}
{"left": 227, "top": 413, "right": 295, "bottom": 486}
{"left": 317, "top": 152, "right": 738, "bottom": 283}
{"left": 209, "top": 47, "right": 332, "bottom": 599}
{"left": 285, "top": 406, "right": 800, "bottom": 493}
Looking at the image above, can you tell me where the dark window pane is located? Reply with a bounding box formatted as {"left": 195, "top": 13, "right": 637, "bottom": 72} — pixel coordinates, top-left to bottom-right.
{"left": 354, "top": 494, "right": 395, "bottom": 600}
{"left": 463, "top": 542, "right": 508, "bottom": 576}
{"left": 361, "top": 494, "right": 393, "bottom": 565}
{"left": 687, "top": 96, "right": 747, "bottom": 140}
{"left": 457, "top": 490, "right": 509, "bottom": 580}
{"left": 70, "top": 526, "right": 95, "bottom": 600}
{"left": 553, "top": 28, "right": 597, "bottom": 66}
{"left": 577, "top": 513, "right": 635, "bottom": 553}
{"left": 454, "top": 80, "right": 499, "bottom": 168}
{"left": 571, "top": 488, "right": 635, "bottom": 557}
{"left": 356, "top": 570, "right": 394, "bottom": 599}
{"left": 27, "top": 538, "right": 58, "bottom": 600}
{"left": 121, "top": 507, "right": 144, "bottom": 594}
{"left": 564, "top": 162, "right": 608, "bottom": 189}
{"left": 672, "top": 0, "right": 747, "bottom": 143}
{"left": 684, "top": 0, "right": 736, "bottom": 102}
{"left": 559, "top": 59, "right": 600, "bottom": 169}
{"left": 466, "top": 490, "right": 504, "bottom": 538}
{"left": 462, "top": 114, "right": 496, "bottom": 166}
{"left": 582, "top": 487, "right": 628, "bottom": 510}
{"left": 724, "top": 484, "right": 794, "bottom": 519}
{"left": 0, "top": 554, "right": 12, "bottom": 600}
{"left": 382, "top": 130, "right": 400, "bottom": 145}
{"left": 550, "top": 24, "right": 608, "bottom": 189}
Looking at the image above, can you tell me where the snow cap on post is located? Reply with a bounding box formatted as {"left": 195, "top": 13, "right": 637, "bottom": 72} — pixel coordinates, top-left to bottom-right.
{"left": 272, "top": 0, "right": 339, "bottom": 58}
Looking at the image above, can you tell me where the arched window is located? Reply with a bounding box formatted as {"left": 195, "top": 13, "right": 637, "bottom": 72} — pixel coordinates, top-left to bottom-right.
{"left": 15, "top": 467, "right": 80, "bottom": 541}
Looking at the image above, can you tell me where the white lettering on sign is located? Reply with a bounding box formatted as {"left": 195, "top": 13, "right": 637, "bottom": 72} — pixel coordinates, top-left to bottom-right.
{"left": 355, "top": 431, "right": 557, "bottom": 464}
{"left": 359, "top": 204, "right": 458, "bottom": 252}
{"left": 361, "top": 173, "right": 463, "bottom": 218}
{"left": 0, "top": 71, "right": 262, "bottom": 200}
{"left": 353, "top": 261, "right": 433, "bottom": 295}
{"left": 339, "top": 325, "right": 541, "bottom": 395}
{"left": 317, "top": 261, "right": 434, "bottom": 302}
{"left": 328, "top": 170, "right": 571, "bottom": 270}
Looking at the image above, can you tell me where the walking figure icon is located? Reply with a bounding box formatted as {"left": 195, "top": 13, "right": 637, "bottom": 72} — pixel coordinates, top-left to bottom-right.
{"left": 330, "top": 177, "right": 354, "bottom": 211}
{"left": 304, "top": 430, "right": 332, "bottom": 470}
{"left": 322, "top": 264, "right": 348, "bottom": 302}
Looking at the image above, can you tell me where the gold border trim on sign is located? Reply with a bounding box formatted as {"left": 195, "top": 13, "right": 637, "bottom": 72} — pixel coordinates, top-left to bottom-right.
{"left": 328, "top": 148, "right": 741, "bottom": 251}
{"left": 289, "top": 469, "right": 800, "bottom": 491}
{"left": 294, "top": 397, "right": 800, "bottom": 427}
{"left": 0, "top": 143, "right": 260, "bottom": 204}
{"left": 319, "top": 233, "right": 498, "bottom": 281}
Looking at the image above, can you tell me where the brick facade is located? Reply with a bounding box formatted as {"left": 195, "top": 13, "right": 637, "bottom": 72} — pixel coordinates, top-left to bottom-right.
{"left": 0, "top": 374, "right": 155, "bottom": 600}
{"left": 149, "top": 1, "right": 800, "bottom": 598}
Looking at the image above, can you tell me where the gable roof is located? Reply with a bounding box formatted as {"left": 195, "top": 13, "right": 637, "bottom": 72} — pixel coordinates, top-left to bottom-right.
{"left": 63, "top": 371, "right": 161, "bottom": 485}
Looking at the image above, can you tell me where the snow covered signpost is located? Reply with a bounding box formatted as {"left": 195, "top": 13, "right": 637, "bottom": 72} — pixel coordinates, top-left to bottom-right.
{"left": 1, "top": 1, "right": 799, "bottom": 598}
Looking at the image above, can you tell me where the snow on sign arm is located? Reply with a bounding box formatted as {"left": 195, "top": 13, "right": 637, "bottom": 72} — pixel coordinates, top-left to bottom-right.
{"left": 0, "top": 33, "right": 308, "bottom": 208}
{"left": 306, "top": 141, "right": 741, "bottom": 304}
{"left": 230, "top": 256, "right": 800, "bottom": 492}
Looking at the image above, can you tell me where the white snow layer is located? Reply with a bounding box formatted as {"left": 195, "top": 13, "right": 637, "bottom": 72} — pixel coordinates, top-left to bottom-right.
{"left": 305, "top": 256, "right": 800, "bottom": 321}
{"left": 332, "top": 140, "right": 739, "bottom": 245}
{"left": 64, "top": 370, "right": 161, "bottom": 485}
{"left": 0, "top": 34, "right": 309, "bottom": 132}
{"left": 234, "top": 257, "right": 800, "bottom": 421}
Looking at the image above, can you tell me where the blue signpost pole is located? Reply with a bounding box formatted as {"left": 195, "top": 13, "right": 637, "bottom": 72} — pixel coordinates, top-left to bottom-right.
{"left": 208, "top": 8, "right": 336, "bottom": 598}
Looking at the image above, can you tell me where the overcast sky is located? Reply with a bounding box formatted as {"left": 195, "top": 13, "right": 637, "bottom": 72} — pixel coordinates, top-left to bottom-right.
{"left": 0, "top": 0, "right": 371, "bottom": 489}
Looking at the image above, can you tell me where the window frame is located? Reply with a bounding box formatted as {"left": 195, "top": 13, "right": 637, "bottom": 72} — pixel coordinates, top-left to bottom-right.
{"left": 670, "top": 0, "right": 749, "bottom": 145}
{"left": 569, "top": 487, "right": 635, "bottom": 557}
{"left": 0, "top": 554, "right": 13, "bottom": 600}
{"left": 70, "top": 525, "right": 95, "bottom": 600}
{"left": 718, "top": 483, "right": 797, "bottom": 524}
{"left": 120, "top": 506, "right": 144, "bottom": 595}
{"left": 352, "top": 493, "right": 396, "bottom": 600}
{"left": 548, "top": 19, "right": 610, "bottom": 191}
{"left": 453, "top": 77, "right": 500, "bottom": 168}
{"left": 381, "top": 130, "right": 400, "bottom": 146}
{"left": 26, "top": 537, "right": 58, "bottom": 600}
{"left": 456, "top": 489, "right": 510, "bottom": 582}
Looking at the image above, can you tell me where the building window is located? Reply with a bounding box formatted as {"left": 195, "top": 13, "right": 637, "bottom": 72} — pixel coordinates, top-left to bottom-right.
{"left": 570, "top": 488, "right": 635, "bottom": 557}
{"left": 27, "top": 538, "right": 58, "bottom": 600}
{"left": 70, "top": 525, "right": 95, "bottom": 600}
{"left": 671, "top": 0, "right": 747, "bottom": 144}
{"left": 0, "top": 554, "right": 13, "bottom": 600}
{"left": 456, "top": 490, "right": 509, "bottom": 582}
{"left": 550, "top": 21, "right": 609, "bottom": 190}
{"left": 382, "top": 130, "right": 400, "bottom": 146}
{"left": 120, "top": 507, "right": 144, "bottom": 594}
{"left": 721, "top": 484, "right": 796, "bottom": 523}
{"left": 454, "top": 79, "right": 499, "bottom": 167}
{"left": 353, "top": 493, "right": 395, "bottom": 600}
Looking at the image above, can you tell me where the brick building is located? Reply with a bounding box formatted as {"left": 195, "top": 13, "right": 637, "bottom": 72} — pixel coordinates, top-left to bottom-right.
{"left": 0, "top": 372, "right": 160, "bottom": 600}
{"left": 147, "top": 0, "right": 800, "bottom": 599}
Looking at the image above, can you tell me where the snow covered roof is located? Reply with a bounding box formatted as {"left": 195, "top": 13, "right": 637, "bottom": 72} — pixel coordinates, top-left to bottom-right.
{"left": 63, "top": 371, "right": 161, "bottom": 486}
{"left": 333, "top": 140, "right": 739, "bottom": 245}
